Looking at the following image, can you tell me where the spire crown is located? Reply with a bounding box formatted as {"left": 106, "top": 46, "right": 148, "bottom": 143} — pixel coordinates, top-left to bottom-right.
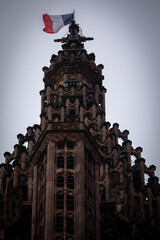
{"left": 69, "top": 20, "right": 80, "bottom": 36}
{"left": 54, "top": 20, "right": 93, "bottom": 51}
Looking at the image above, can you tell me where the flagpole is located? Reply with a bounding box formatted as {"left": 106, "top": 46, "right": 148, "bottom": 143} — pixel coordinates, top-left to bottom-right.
{"left": 73, "top": 9, "right": 75, "bottom": 21}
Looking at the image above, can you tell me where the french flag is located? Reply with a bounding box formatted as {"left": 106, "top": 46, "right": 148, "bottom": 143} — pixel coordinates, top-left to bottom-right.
{"left": 43, "top": 13, "right": 74, "bottom": 34}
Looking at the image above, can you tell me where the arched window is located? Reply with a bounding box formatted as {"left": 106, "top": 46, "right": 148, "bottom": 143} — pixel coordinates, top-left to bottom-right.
{"left": 66, "top": 237, "right": 74, "bottom": 240}
{"left": 57, "top": 142, "right": 65, "bottom": 150}
{"left": 57, "top": 156, "right": 64, "bottom": 168}
{"left": 56, "top": 194, "right": 64, "bottom": 209}
{"left": 99, "top": 185, "right": 105, "bottom": 201}
{"left": 56, "top": 216, "right": 64, "bottom": 232}
{"left": 19, "top": 176, "right": 28, "bottom": 200}
{"left": 66, "top": 217, "right": 74, "bottom": 234}
{"left": 67, "top": 141, "right": 74, "bottom": 149}
{"left": 67, "top": 176, "right": 74, "bottom": 189}
{"left": 67, "top": 195, "right": 74, "bottom": 211}
{"left": 57, "top": 176, "right": 64, "bottom": 188}
{"left": 67, "top": 156, "right": 74, "bottom": 169}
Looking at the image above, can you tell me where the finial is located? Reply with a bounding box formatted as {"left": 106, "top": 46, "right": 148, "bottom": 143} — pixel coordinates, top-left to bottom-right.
{"left": 69, "top": 20, "right": 80, "bottom": 36}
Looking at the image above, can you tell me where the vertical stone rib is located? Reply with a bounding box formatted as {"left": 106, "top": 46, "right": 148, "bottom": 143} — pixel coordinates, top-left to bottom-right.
{"left": 95, "top": 164, "right": 100, "bottom": 240}
{"left": 61, "top": 106, "right": 65, "bottom": 122}
{"left": 28, "top": 166, "right": 33, "bottom": 202}
{"left": 102, "top": 89, "right": 106, "bottom": 114}
{"left": 105, "top": 164, "right": 110, "bottom": 201}
{"left": 40, "top": 90, "right": 45, "bottom": 112}
{"left": 75, "top": 98, "right": 79, "bottom": 115}
{"left": 48, "top": 105, "right": 52, "bottom": 121}
{"left": 80, "top": 106, "right": 84, "bottom": 122}
{"left": 44, "top": 141, "right": 55, "bottom": 240}
{"left": 95, "top": 84, "right": 99, "bottom": 104}
{"left": 13, "top": 166, "right": 18, "bottom": 188}
{"left": 92, "top": 104, "right": 97, "bottom": 119}
{"left": 140, "top": 158, "right": 145, "bottom": 190}
{"left": 31, "top": 165, "right": 38, "bottom": 240}
{"left": 75, "top": 140, "right": 85, "bottom": 240}
{"left": 47, "top": 85, "right": 51, "bottom": 104}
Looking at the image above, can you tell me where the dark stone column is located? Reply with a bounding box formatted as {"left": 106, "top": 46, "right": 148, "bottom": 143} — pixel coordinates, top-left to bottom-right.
{"left": 95, "top": 163, "right": 100, "bottom": 240}
{"left": 44, "top": 141, "right": 56, "bottom": 240}
{"left": 31, "top": 165, "right": 38, "bottom": 240}
{"left": 75, "top": 140, "right": 85, "bottom": 240}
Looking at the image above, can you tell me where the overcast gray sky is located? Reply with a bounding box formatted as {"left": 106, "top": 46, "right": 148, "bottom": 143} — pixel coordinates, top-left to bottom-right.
{"left": 0, "top": 0, "right": 160, "bottom": 179}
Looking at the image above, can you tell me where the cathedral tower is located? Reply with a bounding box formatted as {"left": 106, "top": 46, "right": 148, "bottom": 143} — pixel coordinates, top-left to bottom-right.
{"left": 0, "top": 20, "right": 160, "bottom": 240}
{"left": 31, "top": 21, "right": 104, "bottom": 240}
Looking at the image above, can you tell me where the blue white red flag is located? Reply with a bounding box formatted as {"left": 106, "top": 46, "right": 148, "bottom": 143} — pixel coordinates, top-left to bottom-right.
{"left": 43, "top": 13, "right": 74, "bottom": 33}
